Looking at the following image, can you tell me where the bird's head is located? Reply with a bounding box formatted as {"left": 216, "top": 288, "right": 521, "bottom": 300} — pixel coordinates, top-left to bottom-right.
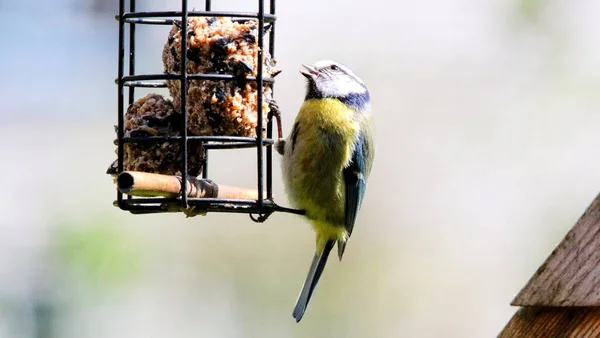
{"left": 300, "top": 60, "right": 369, "bottom": 108}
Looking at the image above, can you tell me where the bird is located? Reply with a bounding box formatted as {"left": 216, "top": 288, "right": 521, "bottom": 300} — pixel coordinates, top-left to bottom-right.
{"left": 277, "top": 60, "right": 375, "bottom": 322}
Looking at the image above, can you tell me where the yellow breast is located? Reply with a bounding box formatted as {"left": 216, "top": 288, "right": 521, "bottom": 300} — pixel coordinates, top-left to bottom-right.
{"left": 296, "top": 99, "right": 358, "bottom": 139}
{"left": 281, "top": 99, "right": 358, "bottom": 223}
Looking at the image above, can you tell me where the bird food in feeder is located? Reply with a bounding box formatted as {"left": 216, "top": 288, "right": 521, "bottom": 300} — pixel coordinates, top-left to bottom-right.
{"left": 111, "top": 2, "right": 289, "bottom": 218}
{"left": 162, "top": 17, "right": 280, "bottom": 137}
{"left": 107, "top": 93, "right": 204, "bottom": 176}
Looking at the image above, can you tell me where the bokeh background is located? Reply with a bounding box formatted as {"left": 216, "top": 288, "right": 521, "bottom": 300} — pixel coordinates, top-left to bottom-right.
{"left": 1, "top": 0, "right": 600, "bottom": 337}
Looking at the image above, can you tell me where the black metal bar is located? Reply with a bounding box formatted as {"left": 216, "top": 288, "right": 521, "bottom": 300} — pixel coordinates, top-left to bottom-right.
{"left": 123, "top": 81, "right": 167, "bottom": 88}
{"left": 273, "top": 204, "right": 306, "bottom": 216}
{"left": 203, "top": 143, "right": 266, "bottom": 150}
{"left": 119, "top": 198, "right": 275, "bottom": 214}
{"left": 122, "top": 18, "right": 176, "bottom": 25}
{"left": 119, "top": 141, "right": 272, "bottom": 150}
{"left": 122, "top": 15, "right": 276, "bottom": 25}
{"left": 189, "top": 198, "right": 271, "bottom": 204}
{"left": 202, "top": 149, "right": 208, "bottom": 178}
{"left": 120, "top": 199, "right": 276, "bottom": 210}
{"left": 128, "top": 209, "right": 173, "bottom": 214}
{"left": 269, "top": 0, "right": 275, "bottom": 56}
{"left": 180, "top": 0, "right": 189, "bottom": 209}
{"left": 118, "top": 198, "right": 305, "bottom": 215}
{"left": 128, "top": 0, "right": 135, "bottom": 105}
{"left": 125, "top": 0, "right": 137, "bottom": 204}
{"left": 120, "top": 135, "right": 274, "bottom": 144}
{"left": 265, "top": 0, "right": 276, "bottom": 201}
{"left": 265, "top": 115, "right": 273, "bottom": 199}
{"left": 127, "top": 206, "right": 267, "bottom": 215}
{"left": 121, "top": 73, "right": 275, "bottom": 82}
{"left": 121, "top": 11, "right": 276, "bottom": 22}
{"left": 116, "top": 0, "right": 126, "bottom": 209}
{"left": 123, "top": 198, "right": 180, "bottom": 204}
{"left": 128, "top": 208, "right": 262, "bottom": 215}
{"left": 256, "top": 0, "right": 265, "bottom": 209}
{"left": 203, "top": 0, "right": 211, "bottom": 158}
{"left": 123, "top": 198, "right": 263, "bottom": 205}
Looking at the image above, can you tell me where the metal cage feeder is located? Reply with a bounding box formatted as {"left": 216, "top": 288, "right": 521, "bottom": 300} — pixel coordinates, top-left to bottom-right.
{"left": 113, "top": 0, "right": 302, "bottom": 222}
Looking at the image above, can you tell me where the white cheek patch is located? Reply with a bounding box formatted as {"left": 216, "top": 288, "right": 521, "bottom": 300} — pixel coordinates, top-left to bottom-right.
{"left": 319, "top": 75, "right": 366, "bottom": 98}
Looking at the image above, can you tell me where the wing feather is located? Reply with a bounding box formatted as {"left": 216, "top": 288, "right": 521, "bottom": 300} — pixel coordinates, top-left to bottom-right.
{"left": 343, "top": 131, "right": 369, "bottom": 237}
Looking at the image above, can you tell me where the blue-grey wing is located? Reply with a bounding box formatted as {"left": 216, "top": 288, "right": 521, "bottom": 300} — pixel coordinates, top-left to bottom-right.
{"left": 343, "top": 130, "right": 371, "bottom": 237}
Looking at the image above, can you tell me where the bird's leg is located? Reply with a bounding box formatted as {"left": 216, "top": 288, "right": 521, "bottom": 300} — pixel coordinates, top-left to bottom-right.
{"left": 269, "top": 100, "right": 286, "bottom": 155}
{"left": 269, "top": 100, "right": 283, "bottom": 140}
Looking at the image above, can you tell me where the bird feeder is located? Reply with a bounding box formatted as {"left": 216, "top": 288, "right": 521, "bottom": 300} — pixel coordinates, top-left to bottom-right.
{"left": 499, "top": 192, "right": 600, "bottom": 337}
{"left": 111, "top": 0, "right": 303, "bottom": 221}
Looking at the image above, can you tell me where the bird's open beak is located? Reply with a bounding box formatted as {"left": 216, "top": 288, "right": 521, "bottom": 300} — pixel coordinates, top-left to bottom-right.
{"left": 300, "top": 64, "right": 319, "bottom": 79}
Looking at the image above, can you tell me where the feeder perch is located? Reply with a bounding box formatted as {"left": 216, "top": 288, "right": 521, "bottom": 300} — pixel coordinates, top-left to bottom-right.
{"left": 499, "top": 192, "right": 600, "bottom": 337}
{"left": 112, "top": 0, "right": 302, "bottom": 221}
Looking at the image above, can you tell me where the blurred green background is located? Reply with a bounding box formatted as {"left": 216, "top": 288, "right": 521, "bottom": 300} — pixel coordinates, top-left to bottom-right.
{"left": 1, "top": 0, "right": 600, "bottom": 337}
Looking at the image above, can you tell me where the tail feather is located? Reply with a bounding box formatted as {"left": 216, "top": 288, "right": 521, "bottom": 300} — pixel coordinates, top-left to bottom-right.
{"left": 292, "top": 240, "right": 335, "bottom": 322}
{"left": 337, "top": 240, "right": 347, "bottom": 261}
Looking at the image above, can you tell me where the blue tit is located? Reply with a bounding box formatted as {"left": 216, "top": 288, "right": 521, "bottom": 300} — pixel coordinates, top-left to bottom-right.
{"left": 277, "top": 60, "right": 375, "bottom": 322}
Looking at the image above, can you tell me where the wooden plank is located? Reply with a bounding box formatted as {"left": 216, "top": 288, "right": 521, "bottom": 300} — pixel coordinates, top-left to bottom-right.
{"left": 512, "top": 192, "right": 600, "bottom": 306}
{"left": 498, "top": 307, "right": 600, "bottom": 338}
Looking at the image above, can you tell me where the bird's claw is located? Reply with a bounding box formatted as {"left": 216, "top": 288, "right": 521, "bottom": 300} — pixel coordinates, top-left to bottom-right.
{"left": 182, "top": 206, "right": 207, "bottom": 217}
{"left": 268, "top": 100, "right": 283, "bottom": 139}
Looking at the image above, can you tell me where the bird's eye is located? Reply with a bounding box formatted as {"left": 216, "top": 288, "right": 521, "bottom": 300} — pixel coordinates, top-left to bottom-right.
{"left": 330, "top": 64, "right": 339, "bottom": 71}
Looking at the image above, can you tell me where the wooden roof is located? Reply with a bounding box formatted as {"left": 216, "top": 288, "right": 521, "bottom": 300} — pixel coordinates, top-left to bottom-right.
{"left": 512, "top": 192, "right": 600, "bottom": 307}
{"left": 498, "top": 307, "right": 600, "bottom": 337}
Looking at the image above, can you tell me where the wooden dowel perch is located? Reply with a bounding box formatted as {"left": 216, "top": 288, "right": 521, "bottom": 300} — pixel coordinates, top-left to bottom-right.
{"left": 117, "top": 171, "right": 264, "bottom": 200}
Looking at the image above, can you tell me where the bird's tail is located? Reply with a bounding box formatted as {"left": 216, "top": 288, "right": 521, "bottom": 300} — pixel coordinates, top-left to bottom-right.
{"left": 292, "top": 240, "right": 335, "bottom": 322}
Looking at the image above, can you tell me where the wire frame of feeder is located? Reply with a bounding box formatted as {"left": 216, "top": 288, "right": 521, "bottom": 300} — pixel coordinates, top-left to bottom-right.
{"left": 115, "top": 0, "right": 287, "bottom": 221}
